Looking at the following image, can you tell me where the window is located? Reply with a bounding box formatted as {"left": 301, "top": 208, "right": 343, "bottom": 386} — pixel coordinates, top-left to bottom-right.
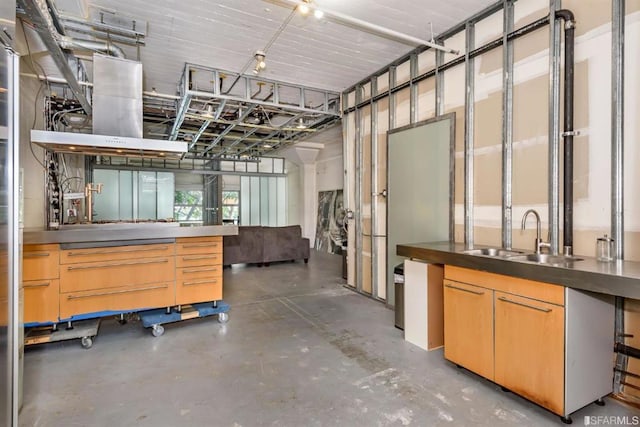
{"left": 222, "top": 190, "right": 239, "bottom": 223}
{"left": 174, "top": 190, "right": 203, "bottom": 224}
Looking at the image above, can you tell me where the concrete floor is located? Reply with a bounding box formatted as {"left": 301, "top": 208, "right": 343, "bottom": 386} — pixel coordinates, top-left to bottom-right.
{"left": 20, "top": 250, "right": 640, "bottom": 426}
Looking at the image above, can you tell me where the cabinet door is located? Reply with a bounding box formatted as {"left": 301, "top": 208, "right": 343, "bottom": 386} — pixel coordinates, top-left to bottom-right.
{"left": 494, "top": 291, "right": 565, "bottom": 415}
{"left": 443, "top": 280, "right": 494, "bottom": 380}
{"left": 24, "top": 280, "right": 59, "bottom": 324}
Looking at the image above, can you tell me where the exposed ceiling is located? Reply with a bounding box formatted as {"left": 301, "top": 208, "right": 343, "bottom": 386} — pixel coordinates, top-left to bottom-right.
{"left": 21, "top": 0, "right": 497, "bottom": 159}
{"left": 52, "top": 0, "right": 497, "bottom": 93}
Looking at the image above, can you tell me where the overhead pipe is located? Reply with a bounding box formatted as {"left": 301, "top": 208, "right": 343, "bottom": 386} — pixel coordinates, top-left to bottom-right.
{"left": 58, "top": 37, "right": 126, "bottom": 59}
{"left": 555, "top": 9, "right": 576, "bottom": 256}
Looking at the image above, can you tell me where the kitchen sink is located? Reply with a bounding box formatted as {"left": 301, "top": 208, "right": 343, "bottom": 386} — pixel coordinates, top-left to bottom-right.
{"left": 463, "top": 248, "right": 524, "bottom": 258}
{"left": 509, "top": 253, "right": 584, "bottom": 266}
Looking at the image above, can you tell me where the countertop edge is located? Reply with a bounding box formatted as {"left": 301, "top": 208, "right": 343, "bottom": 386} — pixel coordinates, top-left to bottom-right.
{"left": 397, "top": 242, "right": 640, "bottom": 300}
{"left": 24, "top": 225, "right": 239, "bottom": 244}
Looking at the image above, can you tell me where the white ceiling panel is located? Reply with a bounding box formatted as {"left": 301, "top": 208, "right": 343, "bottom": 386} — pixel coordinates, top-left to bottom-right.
{"left": 57, "top": 0, "right": 498, "bottom": 93}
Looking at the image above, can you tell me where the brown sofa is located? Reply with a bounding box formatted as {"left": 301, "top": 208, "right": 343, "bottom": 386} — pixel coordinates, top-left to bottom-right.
{"left": 223, "top": 225, "right": 310, "bottom": 266}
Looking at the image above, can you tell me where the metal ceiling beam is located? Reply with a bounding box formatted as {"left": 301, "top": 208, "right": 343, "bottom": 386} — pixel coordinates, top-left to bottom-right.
{"left": 169, "top": 93, "right": 192, "bottom": 140}
{"left": 18, "top": 0, "right": 92, "bottom": 114}
{"left": 200, "top": 105, "right": 257, "bottom": 155}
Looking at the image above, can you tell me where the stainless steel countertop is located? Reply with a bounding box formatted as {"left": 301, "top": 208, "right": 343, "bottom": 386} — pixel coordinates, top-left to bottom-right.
{"left": 24, "top": 224, "right": 238, "bottom": 244}
{"left": 397, "top": 241, "right": 640, "bottom": 299}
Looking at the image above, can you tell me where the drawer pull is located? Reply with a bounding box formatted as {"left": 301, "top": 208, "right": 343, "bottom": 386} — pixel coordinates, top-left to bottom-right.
{"left": 67, "top": 284, "right": 168, "bottom": 300}
{"left": 182, "top": 255, "right": 219, "bottom": 261}
{"left": 498, "top": 296, "right": 552, "bottom": 313}
{"left": 67, "top": 259, "right": 169, "bottom": 271}
{"left": 445, "top": 283, "right": 484, "bottom": 295}
{"left": 181, "top": 243, "right": 218, "bottom": 249}
{"left": 24, "top": 252, "right": 50, "bottom": 258}
{"left": 67, "top": 246, "right": 170, "bottom": 256}
{"left": 24, "top": 282, "right": 50, "bottom": 288}
{"left": 182, "top": 267, "right": 219, "bottom": 274}
{"left": 183, "top": 279, "right": 218, "bottom": 286}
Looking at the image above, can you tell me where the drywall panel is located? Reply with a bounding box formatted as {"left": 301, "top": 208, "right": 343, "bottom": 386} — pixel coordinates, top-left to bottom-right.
{"left": 395, "top": 88, "right": 411, "bottom": 128}
{"left": 417, "top": 78, "right": 436, "bottom": 122}
{"left": 418, "top": 50, "right": 436, "bottom": 74}
{"left": 475, "top": 9, "right": 504, "bottom": 46}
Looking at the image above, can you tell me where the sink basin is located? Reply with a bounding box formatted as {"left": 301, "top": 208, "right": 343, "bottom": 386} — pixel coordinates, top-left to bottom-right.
{"left": 510, "top": 253, "right": 584, "bottom": 266}
{"left": 463, "top": 248, "right": 524, "bottom": 258}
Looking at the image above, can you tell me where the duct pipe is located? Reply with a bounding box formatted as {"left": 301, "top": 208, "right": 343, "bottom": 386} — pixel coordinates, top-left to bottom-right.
{"left": 555, "top": 9, "right": 576, "bottom": 256}
{"left": 58, "top": 36, "right": 126, "bottom": 59}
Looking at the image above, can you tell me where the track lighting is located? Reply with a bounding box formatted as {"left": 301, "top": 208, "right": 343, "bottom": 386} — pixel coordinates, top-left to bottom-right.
{"left": 298, "top": 1, "right": 310, "bottom": 15}
{"left": 314, "top": 9, "right": 324, "bottom": 19}
{"left": 297, "top": 0, "right": 323, "bottom": 19}
{"left": 252, "top": 50, "right": 267, "bottom": 74}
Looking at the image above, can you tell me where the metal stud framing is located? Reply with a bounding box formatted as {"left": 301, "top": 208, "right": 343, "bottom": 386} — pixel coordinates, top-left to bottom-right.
{"left": 371, "top": 77, "right": 379, "bottom": 299}
{"left": 464, "top": 22, "right": 475, "bottom": 248}
{"left": 611, "top": 0, "right": 626, "bottom": 396}
{"left": 355, "top": 85, "right": 363, "bottom": 293}
{"left": 409, "top": 53, "right": 419, "bottom": 124}
{"left": 502, "top": 0, "right": 514, "bottom": 250}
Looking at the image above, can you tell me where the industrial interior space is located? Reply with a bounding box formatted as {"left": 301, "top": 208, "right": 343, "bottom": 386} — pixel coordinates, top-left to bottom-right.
{"left": 2, "top": 0, "right": 640, "bottom": 425}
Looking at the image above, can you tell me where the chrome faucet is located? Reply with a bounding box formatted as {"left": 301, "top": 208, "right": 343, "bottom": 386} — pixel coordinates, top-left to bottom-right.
{"left": 521, "top": 209, "right": 551, "bottom": 254}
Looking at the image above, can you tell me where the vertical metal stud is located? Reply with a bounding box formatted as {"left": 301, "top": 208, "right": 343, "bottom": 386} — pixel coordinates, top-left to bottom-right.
{"left": 435, "top": 42, "right": 445, "bottom": 117}
{"left": 409, "top": 53, "right": 418, "bottom": 124}
{"left": 371, "top": 77, "right": 379, "bottom": 299}
{"left": 355, "top": 85, "right": 363, "bottom": 293}
{"left": 611, "top": 0, "right": 626, "bottom": 396}
{"left": 611, "top": 0, "right": 624, "bottom": 261}
{"left": 464, "top": 22, "right": 475, "bottom": 248}
{"left": 389, "top": 66, "right": 397, "bottom": 130}
{"left": 548, "top": 0, "right": 561, "bottom": 255}
{"left": 502, "top": 0, "right": 515, "bottom": 249}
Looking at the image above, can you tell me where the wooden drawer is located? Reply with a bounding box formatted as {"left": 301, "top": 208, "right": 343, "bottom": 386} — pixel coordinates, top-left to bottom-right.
{"left": 444, "top": 265, "right": 564, "bottom": 306}
{"left": 23, "top": 244, "right": 59, "bottom": 281}
{"left": 176, "top": 276, "right": 222, "bottom": 305}
{"left": 60, "top": 243, "right": 175, "bottom": 264}
{"left": 60, "top": 282, "right": 174, "bottom": 319}
{"left": 176, "top": 237, "right": 222, "bottom": 255}
{"left": 60, "top": 257, "right": 175, "bottom": 293}
{"left": 175, "top": 252, "right": 222, "bottom": 268}
{"left": 24, "top": 279, "right": 59, "bottom": 324}
{"left": 176, "top": 265, "right": 222, "bottom": 283}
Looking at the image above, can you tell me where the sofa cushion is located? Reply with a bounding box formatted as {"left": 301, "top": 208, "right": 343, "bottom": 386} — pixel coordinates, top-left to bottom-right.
{"left": 223, "top": 226, "right": 263, "bottom": 265}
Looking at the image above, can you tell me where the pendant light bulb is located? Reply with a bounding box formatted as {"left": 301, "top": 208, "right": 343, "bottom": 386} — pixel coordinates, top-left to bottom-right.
{"left": 298, "top": 3, "right": 310, "bottom": 15}
{"left": 314, "top": 9, "right": 324, "bottom": 19}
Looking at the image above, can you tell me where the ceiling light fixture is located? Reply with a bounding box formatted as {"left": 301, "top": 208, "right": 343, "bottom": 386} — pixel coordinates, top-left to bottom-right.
{"left": 314, "top": 9, "right": 324, "bottom": 19}
{"left": 202, "top": 104, "right": 215, "bottom": 119}
{"left": 298, "top": 1, "right": 310, "bottom": 15}
{"left": 252, "top": 50, "right": 267, "bottom": 75}
{"left": 296, "top": 118, "right": 307, "bottom": 129}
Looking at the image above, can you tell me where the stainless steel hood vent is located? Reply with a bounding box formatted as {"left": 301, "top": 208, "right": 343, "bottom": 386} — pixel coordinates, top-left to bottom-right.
{"left": 31, "top": 130, "right": 187, "bottom": 158}
{"left": 32, "top": 54, "right": 187, "bottom": 158}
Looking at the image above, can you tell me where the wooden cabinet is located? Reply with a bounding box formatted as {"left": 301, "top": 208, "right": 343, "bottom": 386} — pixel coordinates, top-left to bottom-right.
{"left": 443, "top": 279, "right": 494, "bottom": 380}
{"left": 175, "top": 237, "right": 223, "bottom": 305}
{"left": 24, "top": 236, "right": 227, "bottom": 324}
{"left": 59, "top": 243, "right": 176, "bottom": 318}
{"left": 494, "top": 291, "right": 565, "bottom": 415}
{"left": 444, "top": 265, "right": 614, "bottom": 419}
{"left": 23, "top": 244, "right": 60, "bottom": 324}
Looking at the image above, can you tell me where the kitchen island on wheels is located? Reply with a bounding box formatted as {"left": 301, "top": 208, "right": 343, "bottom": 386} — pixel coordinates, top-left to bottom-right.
{"left": 22, "top": 223, "right": 238, "bottom": 347}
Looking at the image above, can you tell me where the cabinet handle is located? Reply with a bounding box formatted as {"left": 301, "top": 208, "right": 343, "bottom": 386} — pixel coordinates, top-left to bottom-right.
{"left": 445, "top": 283, "right": 484, "bottom": 295}
{"left": 182, "top": 267, "right": 219, "bottom": 274}
{"left": 181, "top": 243, "right": 218, "bottom": 248}
{"left": 183, "top": 279, "right": 218, "bottom": 286}
{"left": 182, "top": 255, "right": 219, "bottom": 261}
{"left": 67, "top": 284, "right": 168, "bottom": 299}
{"left": 24, "top": 282, "right": 50, "bottom": 288}
{"left": 67, "top": 259, "right": 169, "bottom": 271}
{"left": 67, "top": 246, "right": 170, "bottom": 256}
{"left": 497, "top": 296, "right": 552, "bottom": 313}
{"left": 24, "top": 252, "right": 50, "bottom": 258}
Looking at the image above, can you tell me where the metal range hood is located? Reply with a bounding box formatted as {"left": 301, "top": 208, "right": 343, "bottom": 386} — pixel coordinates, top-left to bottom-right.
{"left": 31, "top": 130, "right": 187, "bottom": 158}
{"left": 33, "top": 54, "right": 187, "bottom": 158}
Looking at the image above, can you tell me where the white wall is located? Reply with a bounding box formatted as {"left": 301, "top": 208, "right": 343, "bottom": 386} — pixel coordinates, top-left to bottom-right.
{"left": 316, "top": 141, "right": 344, "bottom": 192}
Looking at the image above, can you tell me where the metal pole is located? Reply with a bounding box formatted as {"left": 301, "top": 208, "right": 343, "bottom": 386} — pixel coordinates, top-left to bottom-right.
{"left": 370, "top": 77, "right": 379, "bottom": 299}
{"left": 612, "top": 0, "right": 624, "bottom": 260}
{"left": 611, "top": 0, "right": 626, "bottom": 396}
{"left": 436, "top": 42, "right": 445, "bottom": 117}
{"left": 502, "top": 0, "right": 514, "bottom": 250}
{"left": 548, "top": 0, "right": 561, "bottom": 255}
{"left": 464, "top": 22, "right": 475, "bottom": 248}
{"left": 355, "top": 85, "right": 363, "bottom": 293}
{"left": 410, "top": 53, "right": 418, "bottom": 124}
